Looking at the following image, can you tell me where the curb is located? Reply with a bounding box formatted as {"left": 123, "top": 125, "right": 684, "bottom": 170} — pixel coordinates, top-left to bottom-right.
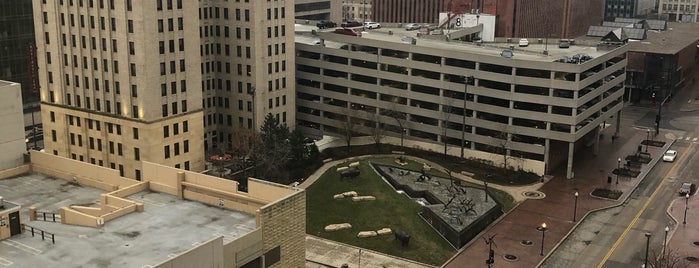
{"left": 537, "top": 138, "right": 675, "bottom": 267}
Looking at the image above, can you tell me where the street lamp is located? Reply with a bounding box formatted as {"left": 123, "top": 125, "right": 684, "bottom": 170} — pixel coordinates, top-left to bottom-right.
{"left": 538, "top": 223, "right": 548, "bottom": 256}
{"left": 573, "top": 191, "right": 579, "bottom": 222}
{"left": 644, "top": 232, "right": 651, "bottom": 268}
{"left": 684, "top": 193, "right": 689, "bottom": 224}
{"left": 663, "top": 225, "right": 669, "bottom": 257}
{"left": 460, "top": 76, "right": 474, "bottom": 159}
{"left": 616, "top": 158, "right": 621, "bottom": 184}
{"left": 645, "top": 129, "right": 650, "bottom": 153}
{"left": 484, "top": 174, "right": 491, "bottom": 202}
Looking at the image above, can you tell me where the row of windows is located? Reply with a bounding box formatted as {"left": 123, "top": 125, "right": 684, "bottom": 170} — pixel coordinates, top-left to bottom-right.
{"left": 203, "top": 112, "right": 287, "bottom": 128}
{"left": 52, "top": 0, "right": 120, "bottom": 10}
{"left": 161, "top": 80, "right": 187, "bottom": 96}
{"left": 157, "top": 18, "right": 184, "bottom": 32}
{"left": 157, "top": 0, "right": 182, "bottom": 11}
{"left": 160, "top": 60, "right": 187, "bottom": 75}
{"left": 164, "top": 141, "right": 190, "bottom": 159}
{"left": 64, "top": 92, "right": 142, "bottom": 118}
{"left": 163, "top": 121, "right": 190, "bottom": 138}
{"left": 162, "top": 101, "right": 189, "bottom": 117}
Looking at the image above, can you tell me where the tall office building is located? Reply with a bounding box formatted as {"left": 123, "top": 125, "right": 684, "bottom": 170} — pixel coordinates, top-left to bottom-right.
{"left": 33, "top": 0, "right": 207, "bottom": 179}
{"left": 604, "top": 0, "right": 656, "bottom": 19}
{"left": 33, "top": 0, "right": 296, "bottom": 179}
{"left": 295, "top": 0, "right": 342, "bottom": 22}
{"left": 199, "top": 0, "right": 296, "bottom": 151}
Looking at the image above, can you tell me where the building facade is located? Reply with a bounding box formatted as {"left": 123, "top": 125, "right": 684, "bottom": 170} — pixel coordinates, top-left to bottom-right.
{"left": 343, "top": 0, "right": 372, "bottom": 22}
{"left": 295, "top": 0, "right": 342, "bottom": 22}
{"left": 0, "top": 1, "right": 37, "bottom": 104}
{"left": 372, "top": 0, "right": 448, "bottom": 23}
{"left": 604, "top": 0, "right": 656, "bottom": 19}
{"left": 199, "top": 0, "right": 296, "bottom": 152}
{"left": 0, "top": 81, "right": 26, "bottom": 171}
{"left": 33, "top": 0, "right": 297, "bottom": 179}
{"left": 33, "top": 0, "right": 206, "bottom": 179}
{"left": 659, "top": 0, "right": 699, "bottom": 22}
{"left": 295, "top": 30, "right": 627, "bottom": 178}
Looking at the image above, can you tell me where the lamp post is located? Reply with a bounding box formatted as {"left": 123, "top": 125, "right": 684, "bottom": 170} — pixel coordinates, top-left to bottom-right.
{"left": 663, "top": 225, "right": 669, "bottom": 257}
{"left": 684, "top": 193, "right": 689, "bottom": 224}
{"left": 538, "top": 223, "right": 548, "bottom": 256}
{"left": 484, "top": 174, "right": 491, "bottom": 202}
{"left": 644, "top": 232, "right": 651, "bottom": 268}
{"left": 645, "top": 129, "right": 650, "bottom": 153}
{"left": 573, "top": 191, "right": 579, "bottom": 222}
{"left": 616, "top": 158, "right": 621, "bottom": 184}
{"left": 460, "top": 76, "right": 474, "bottom": 159}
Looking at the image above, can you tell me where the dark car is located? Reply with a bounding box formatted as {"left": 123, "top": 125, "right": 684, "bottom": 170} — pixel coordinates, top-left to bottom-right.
{"left": 316, "top": 20, "right": 336, "bottom": 29}
{"left": 679, "top": 182, "right": 696, "bottom": 196}
{"left": 333, "top": 28, "right": 361, "bottom": 37}
{"left": 341, "top": 21, "right": 362, "bottom": 28}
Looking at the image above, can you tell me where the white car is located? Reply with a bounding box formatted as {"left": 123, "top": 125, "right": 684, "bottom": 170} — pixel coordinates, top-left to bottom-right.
{"left": 364, "top": 22, "right": 381, "bottom": 29}
{"left": 518, "top": 38, "right": 529, "bottom": 47}
{"left": 663, "top": 150, "right": 677, "bottom": 162}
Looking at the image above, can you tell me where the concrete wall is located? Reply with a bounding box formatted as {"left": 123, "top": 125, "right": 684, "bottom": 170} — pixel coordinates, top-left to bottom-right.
{"left": 31, "top": 150, "right": 136, "bottom": 191}
{"left": 0, "top": 82, "right": 27, "bottom": 170}
{"left": 223, "top": 228, "right": 263, "bottom": 268}
{"left": 154, "top": 236, "right": 224, "bottom": 268}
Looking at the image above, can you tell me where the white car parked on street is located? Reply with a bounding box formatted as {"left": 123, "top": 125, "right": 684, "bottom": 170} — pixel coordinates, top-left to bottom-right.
{"left": 663, "top": 150, "right": 677, "bottom": 162}
{"left": 364, "top": 22, "right": 381, "bottom": 29}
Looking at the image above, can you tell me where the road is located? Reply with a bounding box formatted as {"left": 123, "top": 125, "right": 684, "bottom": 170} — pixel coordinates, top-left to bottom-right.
{"left": 542, "top": 79, "right": 699, "bottom": 267}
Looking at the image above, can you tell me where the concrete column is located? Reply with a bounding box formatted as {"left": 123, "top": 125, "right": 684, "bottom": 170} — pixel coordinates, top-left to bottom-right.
{"left": 28, "top": 207, "right": 37, "bottom": 221}
{"left": 593, "top": 126, "right": 600, "bottom": 156}
{"left": 177, "top": 171, "right": 185, "bottom": 199}
{"left": 544, "top": 139, "right": 550, "bottom": 175}
{"left": 615, "top": 109, "right": 621, "bottom": 137}
{"left": 567, "top": 142, "right": 574, "bottom": 179}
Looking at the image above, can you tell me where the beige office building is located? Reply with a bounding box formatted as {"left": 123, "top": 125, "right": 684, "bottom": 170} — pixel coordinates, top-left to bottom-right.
{"left": 660, "top": 0, "right": 699, "bottom": 22}
{"left": 343, "top": 0, "right": 372, "bottom": 22}
{"left": 296, "top": 30, "right": 628, "bottom": 178}
{"left": 295, "top": 0, "right": 342, "bottom": 22}
{"left": 33, "top": 1, "right": 297, "bottom": 178}
{"left": 200, "top": 0, "right": 296, "bottom": 150}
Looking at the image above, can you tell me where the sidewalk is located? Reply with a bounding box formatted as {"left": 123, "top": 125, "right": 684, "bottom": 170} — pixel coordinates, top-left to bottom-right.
{"left": 444, "top": 114, "right": 672, "bottom": 267}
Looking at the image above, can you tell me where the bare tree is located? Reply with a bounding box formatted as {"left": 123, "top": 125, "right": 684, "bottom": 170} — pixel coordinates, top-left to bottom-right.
{"left": 380, "top": 108, "right": 408, "bottom": 148}
{"left": 229, "top": 128, "right": 261, "bottom": 177}
{"left": 370, "top": 110, "right": 384, "bottom": 148}
{"left": 490, "top": 127, "right": 520, "bottom": 170}
{"left": 647, "top": 247, "right": 688, "bottom": 268}
{"left": 342, "top": 107, "right": 361, "bottom": 153}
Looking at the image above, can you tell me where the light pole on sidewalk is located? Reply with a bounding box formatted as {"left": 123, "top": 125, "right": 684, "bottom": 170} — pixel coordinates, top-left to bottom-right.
{"left": 663, "top": 225, "right": 669, "bottom": 257}
{"left": 484, "top": 174, "right": 491, "bottom": 202}
{"left": 644, "top": 232, "right": 651, "bottom": 268}
{"left": 645, "top": 129, "right": 650, "bottom": 153}
{"left": 616, "top": 158, "right": 621, "bottom": 184}
{"left": 684, "top": 193, "right": 689, "bottom": 225}
{"left": 460, "top": 76, "right": 474, "bottom": 159}
{"left": 573, "top": 191, "right": 579, "bottom": 222}
{"left": 538, "top": 223, "right": 547, "bottom": 256}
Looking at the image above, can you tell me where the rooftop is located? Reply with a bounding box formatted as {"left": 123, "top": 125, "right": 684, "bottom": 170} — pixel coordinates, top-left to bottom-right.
{"left": 0, "top": 173, "right": 256, "bottom": 267}
{"left": 626, "top": 22, "right": 699, "bottom": 54}
{"left": 296, "top": 25, "right": 614, "bottom": 63}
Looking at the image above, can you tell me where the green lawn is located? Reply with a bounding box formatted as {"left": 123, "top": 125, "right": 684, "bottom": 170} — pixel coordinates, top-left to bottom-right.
{"left": 306, "top": 159, "right": 456, "bottom": 266}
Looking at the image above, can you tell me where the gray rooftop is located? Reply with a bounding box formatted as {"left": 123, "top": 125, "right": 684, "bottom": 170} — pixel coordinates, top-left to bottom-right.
{"left": 626, "top": 22, "right": 699, "bottom": 54}
{"left": 0, "top": 173, "right": 256, "bottom": 267}
{"left": 297, "top": 26, "right": 611, "bottom": 62}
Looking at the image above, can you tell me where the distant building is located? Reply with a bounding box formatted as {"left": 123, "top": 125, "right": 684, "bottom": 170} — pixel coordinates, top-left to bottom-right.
{"left": 0, "top": 81, "right": 26, "bottom": 170}
{"left": 343, "top": 0, "right": 372, "bottom": 22}
{"left": 372, "top": 0, "right": 448, "bottom": 24}
{"left": 295, "top": 0, "right": 342, "bottom": 22}
{"left": 0, "top": 1, "right": 38, "bottom": 104}
{"left": 604, "top": 0, "right": 656, "bottom": 19}
{"left": 658, "top": 0, "right": 699, "bottom": 22}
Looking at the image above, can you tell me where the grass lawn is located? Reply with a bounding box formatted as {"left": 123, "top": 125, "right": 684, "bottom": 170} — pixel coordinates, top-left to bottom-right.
{"left": 306, "top": 158, "right": 456, "bottom": 266}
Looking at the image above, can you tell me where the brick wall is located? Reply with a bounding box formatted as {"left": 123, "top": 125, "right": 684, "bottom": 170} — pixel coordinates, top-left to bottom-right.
{"left": 259, "top": 190, "right": 306, "bottom": 267}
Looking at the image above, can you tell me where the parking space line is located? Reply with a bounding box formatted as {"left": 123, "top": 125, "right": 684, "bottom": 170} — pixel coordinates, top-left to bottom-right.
{"left": 0, "top": 257, "right": 12, "bottom": 266}
{"left": 2, "top": 240, "right": 42, "bottom": 255}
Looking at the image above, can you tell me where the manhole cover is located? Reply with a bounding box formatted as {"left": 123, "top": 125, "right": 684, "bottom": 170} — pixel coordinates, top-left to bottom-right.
{"left": 503, "top": 254, "right": 518, "bottom": 261}
{"left": 686, "top": 256, "right": 699, "bottom": 262}
{"left": 520, "top": 240, "right": 533, "bottom": 246}
{"left": 522, "top": 191, "right": 546, "bottom": 199}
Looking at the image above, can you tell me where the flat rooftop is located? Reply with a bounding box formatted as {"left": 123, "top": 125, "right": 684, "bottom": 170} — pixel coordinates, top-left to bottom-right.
{"left": 0, "top": 173, "right": 256, "bottom": 267}
{"left": 627, "top": 22, "right": 699, "bottom": 54}
{"left": 296, "top": 25, "right": 611, "bottom": 62}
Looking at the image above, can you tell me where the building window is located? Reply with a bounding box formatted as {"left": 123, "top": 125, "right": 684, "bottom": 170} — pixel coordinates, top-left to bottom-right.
{"left": 164, "top": 145, "right": 170, "bottom": 158}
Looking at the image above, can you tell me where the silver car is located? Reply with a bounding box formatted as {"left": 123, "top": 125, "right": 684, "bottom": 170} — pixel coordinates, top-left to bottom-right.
{"left": 405, "top": 23, "right": 421, "bottom": 30}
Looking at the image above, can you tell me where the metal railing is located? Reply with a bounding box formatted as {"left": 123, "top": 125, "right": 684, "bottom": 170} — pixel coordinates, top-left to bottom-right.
{"left": 22, "top": 225, "right": 55, "bottom": 244}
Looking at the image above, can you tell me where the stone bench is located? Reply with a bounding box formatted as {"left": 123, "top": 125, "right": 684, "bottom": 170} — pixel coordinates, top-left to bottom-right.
{"left": 376, "top": 228, "right": 392, "bottom": 235}
{"left": 357, "top": 231, "right": 377, "bottom": 238}
{"left": 336, "top": 166, "right": 349, "bottom": 172}
{"left": 349, "top": 161, "right": 360, "bottom": 168}
{"left": 352, "top": 196, "right": 376, "bottom": 202}
{"left": 325, "top": 223, "right": 352, "bottom": 232}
